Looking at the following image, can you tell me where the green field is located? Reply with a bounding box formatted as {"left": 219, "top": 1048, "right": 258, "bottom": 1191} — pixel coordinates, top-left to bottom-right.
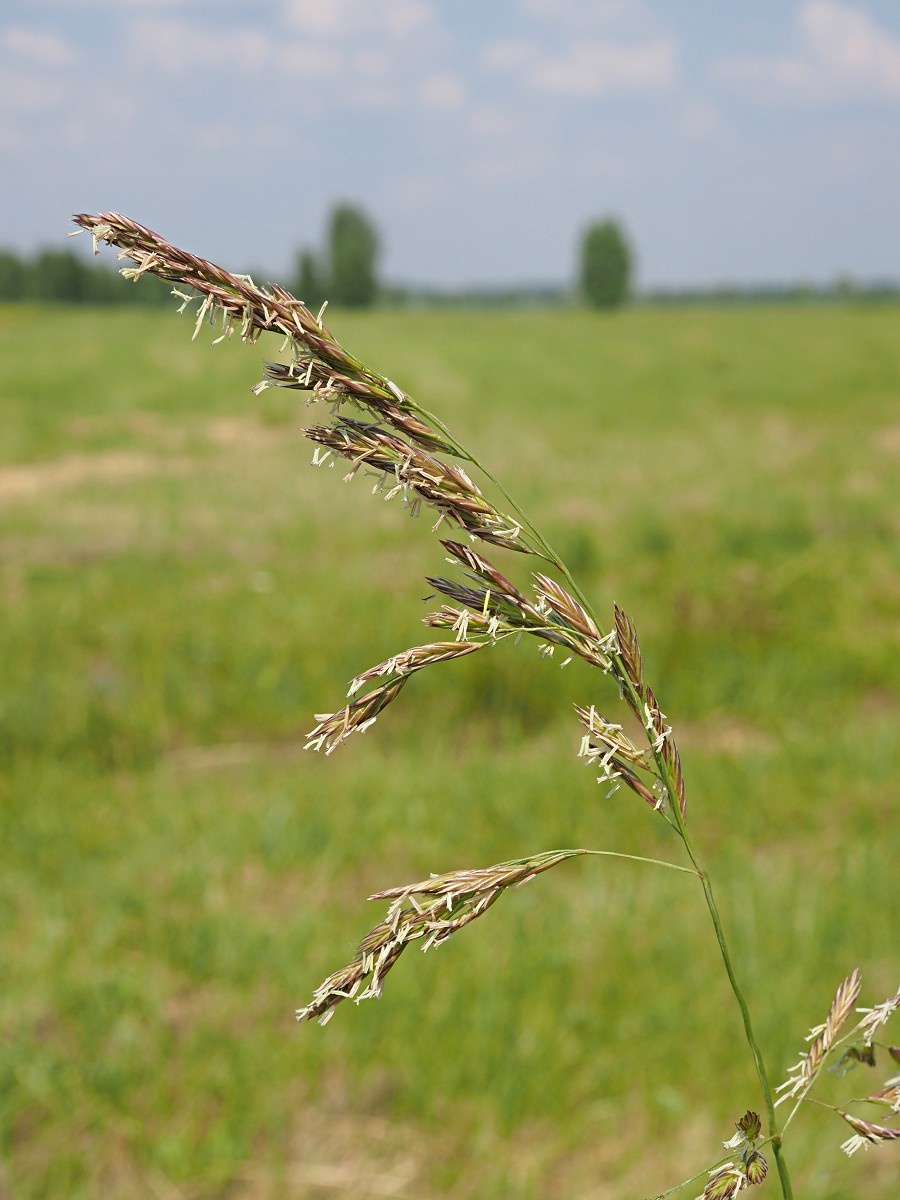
{"left": 1, "top": 301, "right": 898, "bottom": 1199}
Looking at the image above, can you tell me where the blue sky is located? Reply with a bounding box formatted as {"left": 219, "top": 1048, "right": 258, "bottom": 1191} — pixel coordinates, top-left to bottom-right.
{"left": 2, "top": 0, "right": 899, "bottom": 288}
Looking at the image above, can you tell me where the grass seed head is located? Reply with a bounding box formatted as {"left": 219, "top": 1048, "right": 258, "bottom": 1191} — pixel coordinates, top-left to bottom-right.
{"left": 852, "top": 984, "right": 900, "bottom": 1046}
{"left": 775, "top": 969, "right": 862, "bottom": 1106}
{"left": 613, "top": 603, "right": 644, "bottom": 701}
{"left": 839, "top": 1109, "right": 900, "bottom": 1156}
{"left": 296, "top": 850, "right": 587, "bottom": 1025}
{"left": 304, "top": 679, "right": 408, "bottom": 754}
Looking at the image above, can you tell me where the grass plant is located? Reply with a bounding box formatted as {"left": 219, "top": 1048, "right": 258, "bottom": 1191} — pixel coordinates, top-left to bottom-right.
{"left": 0, "top": 219, "right": 897, "bottom": 1196}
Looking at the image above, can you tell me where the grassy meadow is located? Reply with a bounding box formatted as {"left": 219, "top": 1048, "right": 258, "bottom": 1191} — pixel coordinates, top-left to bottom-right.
{"left": 1, "top": 300, "right": 898, "bottom": 1199}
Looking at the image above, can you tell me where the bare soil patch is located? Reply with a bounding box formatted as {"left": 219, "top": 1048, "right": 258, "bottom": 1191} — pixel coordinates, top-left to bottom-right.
{"left": 0, "top": 450, "right": 183, "bottom": 507}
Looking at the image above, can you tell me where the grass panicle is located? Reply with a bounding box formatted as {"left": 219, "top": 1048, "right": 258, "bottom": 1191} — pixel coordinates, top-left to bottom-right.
{"left": 73, "top": 213, "right": 573, "bottom": 570}
{"left": 304, "top": 679, "right": 408, "bottom": 755}
{"left": 776, "top": 969, "right": 861, "bottom": 1109}
{"left": 74, "top": 210, "right": 899, "bottom": 1200}
{"left": 305, "top": 641, "right": 486, "bottom": 754}
{"left": 72, "top": 212, "right": 410, "bottom": 421}
{"left": 575, "top": 704, "right": 661, "bottom": 809}
{"left": 839, "top": 1111, "right": 900, "bottom": 1157}
{"left": 306, "top": 418, "right": 532, "bottom": 553}
{"left": 861, "top": 1084, "right": 900, "bottom": 1110}
{"left": 853, "top": 985, "right": 900, "bottom": 1046}
{"left": 296, "top": 850, "right": 588, "bottom": 1026}
{"left": 613, "top": 601, "right": 645, "bottom": 702}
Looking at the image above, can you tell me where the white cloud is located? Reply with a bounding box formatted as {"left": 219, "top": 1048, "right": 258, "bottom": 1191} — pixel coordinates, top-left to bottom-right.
{"left": 714, "top": 55, "right": 800, "bottom": 100}
{"left": 470, "top": 107, "right": 515, "bottom": 138}
{"left": 484, "top": 35, "right": 676, "bottom": 96}
{"left": 482, "top": 40, "right": 531, "bottom": 73}
{"left": 275, "top": 41, "right": 344, "bottom": 80}
{"left": 519, "top": 0, "right": 661, "bottom": 38}
{"left": 129, "top": 20, "right": 273, "bottom": 75}
{"left": 351, "top": 49, "right": 391, "bottom": 80}
{"left": 803, "top": 0, "right": 900, "bottom": 96}
{"left": 0, "top": 27, "right": 76, "bottom": 121}
{"left": 36, "top": 0, "right": 189, "bottom": 5}
{"left": 419, "top": 74, "right": 465, "bottom": 111}
{"left": 120, "top": 2, "right": 442, "bottom": 102}
{"left": 534, "top": 39, "right": 675, "bottom": 95}
{"left": 0, "top": 68, "right": 65, "bottom": 114}
{"left": 714, "top": 1, "right": 900, "bottom": 103}
{"left": 193, "top": 121, "right": 284, "bottom": 155}
{"left": 284, "top": 0, "right": 433, "bottom": 39}
{"left": 677, "top": 100, "right": 728, "bottom": 141}
{"left": 24, "top": 0, "right": 189, "bottom": 7}
{"left": 2, "top": 27, "right": 77, "bottom": 67}
{"left": 467, "top": 147, "right": 547, "bottom": 185}
{"left": 484, "top": 0, "right": 676, "bottom": 97}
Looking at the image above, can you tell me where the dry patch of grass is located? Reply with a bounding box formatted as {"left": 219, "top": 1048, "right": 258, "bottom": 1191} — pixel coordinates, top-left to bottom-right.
{"left": 0, "top": 450, "right": 186, "bottom": 506}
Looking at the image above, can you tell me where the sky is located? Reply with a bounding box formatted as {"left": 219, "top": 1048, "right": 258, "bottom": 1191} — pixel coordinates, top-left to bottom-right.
{"left": 2, "top": 0, "right": 899, "bottom": 290}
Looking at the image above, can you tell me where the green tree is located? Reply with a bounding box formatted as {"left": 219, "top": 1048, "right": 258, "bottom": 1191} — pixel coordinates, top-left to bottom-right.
{"left": 579, "top": 218, "right": 632, "bottom": 309}
{"left": 0, "top": 249, "right": 26, "bottom": 300}
{"left": 327, "top": 203, "right": 379, "bottom": 308}
{"left": 294, "top": 247, "right": 328, "bottom": 312}
{"left": 27, "top": 249, "right": 91, "bottom": 304}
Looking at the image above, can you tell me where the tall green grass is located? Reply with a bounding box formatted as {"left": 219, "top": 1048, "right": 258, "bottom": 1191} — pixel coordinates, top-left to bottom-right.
{"left": 0, "top": 303, "right": 897, "bottom": 1197}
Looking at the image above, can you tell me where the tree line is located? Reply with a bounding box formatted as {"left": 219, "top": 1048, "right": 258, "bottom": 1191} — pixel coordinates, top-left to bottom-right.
{"left": 295, "top": 207, "right": 632, "bottom": 310}
{"left": 20, "top": 208, "right": 891, "bottom": 310}
{"left": 0, "top": 247, "right": 174, "bottom": 306}
{"left": 3, "top": 214, "right": 892, "bottom": 310}
{"left": 0, "top": 204, "right": 386, "bottom": 309}
{"left": 0, "top": 206, "right": 633, "bottom": 310}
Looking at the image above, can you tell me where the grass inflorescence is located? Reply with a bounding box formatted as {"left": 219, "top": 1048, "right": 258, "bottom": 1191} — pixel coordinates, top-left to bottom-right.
{"left": 1, "top": 221, "right": 897, "bottom": 1197}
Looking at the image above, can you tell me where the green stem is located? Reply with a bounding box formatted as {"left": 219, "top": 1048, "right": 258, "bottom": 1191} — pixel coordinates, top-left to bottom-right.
{"left": 673, "top": 816, "right": 793, "bottom": 1197}
{"left": 582, "top": 849, "right": 697, "bottom": 876}
{"left": 646, "top": 1154, "right": 734, "bottom": 1200}
{"left": 600, "top": 651, "right": 793, "bottom": 1198}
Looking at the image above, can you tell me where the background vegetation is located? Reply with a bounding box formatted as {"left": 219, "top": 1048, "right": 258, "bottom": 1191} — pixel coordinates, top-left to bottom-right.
{"left": 0, "top": 248, "right": 173, "bottom": 306}
{"left": 292, "top": 203, "right": 380, "bottom": 311}
{"left": 579, "top": 218, "right": 632, "bottom": 309}
{"left": 5, "top": 207, "right": 897, "bottom": 311}
{"left": 0, "top": 300, "right": 897, "bottom": 1198}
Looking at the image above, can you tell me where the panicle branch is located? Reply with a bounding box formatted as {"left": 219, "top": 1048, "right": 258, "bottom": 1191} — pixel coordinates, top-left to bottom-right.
{"left": 307, "top": 420, "right": 532, "bottom": 553}
{"left": 71, "top": 212, "right": 452, "bottom": 455}
{"left": 425, "top": 540, "right": 617, "bottom": 668}
{"left": 305, "top": 641, "right": 485, "bottom": 754}
{"left": 642, "top": 685, "right": 686, "bottom": 820}
{"left": 697, "top": 1111, "right": 768, "bottom": 1200}
{"left": 575, "top": 704, "right": 662, "bottom": 810}
{"left": 852, "top": 984, "right": 900, "bottom": 1047}
{"left": 421, "top": 543, "right": 687, "bottom": 821}
{"left": 776, "top": 969, "right": 861, "bottom": 1107}
{"left": 774, "top": 973, "right": 900, "bottom": 1164}
{"left": 264, "top": 359, "right": 455, "bottom": 454}
{"left": 595, "top": 604, "right": 688, "bottom": 822}
{"left": 304, "top": 679, "right": 409, "bottom": 755}
{"left": 614, "top": 602, "right": 645, "bottom": 702}
{"left": 296, "top": 849, "right": 588, "bottom": 1025}
{"left": 346, "top": 640, "right": 485, "bottom": 697}
{"left": 861, "top": 1083, "right": 900, "bottom": 1111}
{"left": 839, "top": 1110, "right": 900, "bottom": 1157}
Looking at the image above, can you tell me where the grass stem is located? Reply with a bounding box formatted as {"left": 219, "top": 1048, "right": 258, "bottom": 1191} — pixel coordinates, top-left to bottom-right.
{"left": 582, "top": 850, "right": 697, "bottom": 875}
